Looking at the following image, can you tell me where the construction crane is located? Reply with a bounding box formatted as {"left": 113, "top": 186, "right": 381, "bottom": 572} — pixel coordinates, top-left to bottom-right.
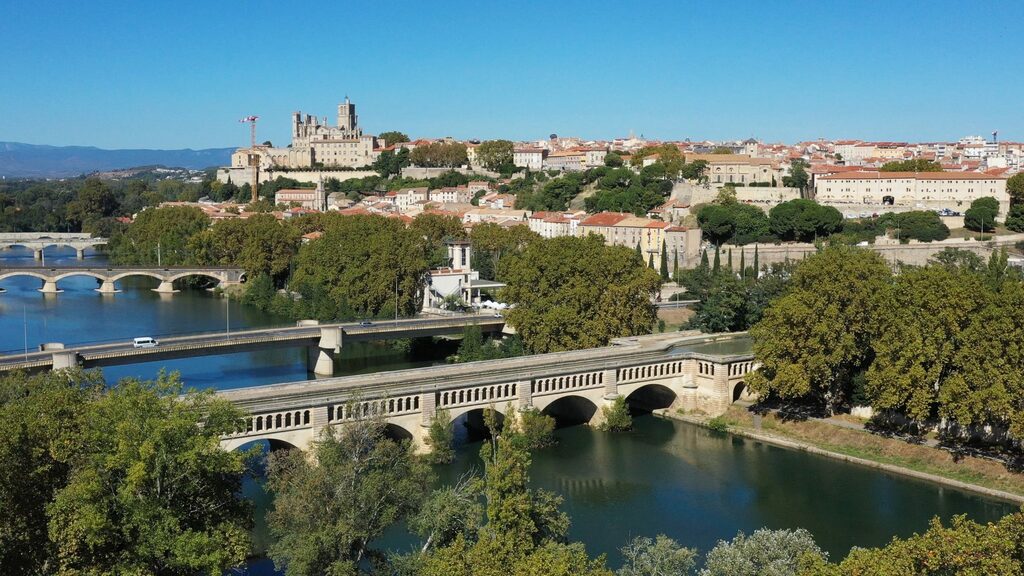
{"left": 239, "top": 115, "right": 260, "bottom": 203}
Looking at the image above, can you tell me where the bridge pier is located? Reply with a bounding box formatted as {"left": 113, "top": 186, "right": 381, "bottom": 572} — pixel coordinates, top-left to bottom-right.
{"left": 33, "top": 248, "right": 43, "bottom": 260}
{"left": 96, "top": 280, "right": 119, "bottom": 294}
{"left": 51, "top": 350, "right": 80, "bottom": 371}
{"left": 39, "top": 280, "right": 61, "bottom": 294}
{"left": 76, "top": 247, "right": 86, "bottom": 259}
{"left": 152, "top": 281, "right": 177, "bottom": 294}
{"left": 308, "top": 327, "right": 343, "bottom": 377}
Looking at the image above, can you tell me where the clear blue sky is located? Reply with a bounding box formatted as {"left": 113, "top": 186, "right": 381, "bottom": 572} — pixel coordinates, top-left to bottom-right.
{"left": 2, "top": 1, "right": 1021, "bottom": 149}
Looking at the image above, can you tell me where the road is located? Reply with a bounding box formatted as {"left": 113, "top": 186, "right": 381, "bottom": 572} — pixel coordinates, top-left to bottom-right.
{"left": 0, "top": 314, "right": 506, "bottom": 372}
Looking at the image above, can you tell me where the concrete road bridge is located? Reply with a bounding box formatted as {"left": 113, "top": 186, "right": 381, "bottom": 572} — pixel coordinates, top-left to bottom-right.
{"left": 0, "top": 265, "right": 245, "bottom": 294}
{"left": 216, "top": 332, "right": 757, "bottom": 452}
{"left": 0, "top": 232, "right": 108, "bottom": 259}
{"left": 0, "top": 315, "right": 506, "bottom": 377}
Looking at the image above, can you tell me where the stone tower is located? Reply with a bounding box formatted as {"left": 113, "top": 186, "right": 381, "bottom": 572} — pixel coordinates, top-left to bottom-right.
{"left": 337, "top": 96, "right": 357, "bottom": 131}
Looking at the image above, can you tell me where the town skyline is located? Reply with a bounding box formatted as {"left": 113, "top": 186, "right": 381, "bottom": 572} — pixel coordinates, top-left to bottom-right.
{"left": 3, "top": 1, "right": 1023, "bottom": 149}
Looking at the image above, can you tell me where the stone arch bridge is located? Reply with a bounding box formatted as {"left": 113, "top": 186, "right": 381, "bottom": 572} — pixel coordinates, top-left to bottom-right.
{"left": 0, "top": 266, "right": 245, "bottom": 294}
{"left": 0, "top": 232, "right": 108, "bottom": 259}
{"left": 218, "top": 332, "right": 757, "bottom": 453}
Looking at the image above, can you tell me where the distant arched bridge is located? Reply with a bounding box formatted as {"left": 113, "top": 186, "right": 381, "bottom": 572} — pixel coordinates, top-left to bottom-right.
{"left": 0, "top": 266, "right": 245, "bottom": 294}
{"left": 0, "top": 232, "right": 108, "bottom": 259}
{"left": 216, "top": 332, "right": 757, "bottom": 453}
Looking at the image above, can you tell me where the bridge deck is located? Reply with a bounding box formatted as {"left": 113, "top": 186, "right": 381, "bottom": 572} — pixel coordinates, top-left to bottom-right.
{"left": 0, "top": 315, "right": 506, "bottom": 371}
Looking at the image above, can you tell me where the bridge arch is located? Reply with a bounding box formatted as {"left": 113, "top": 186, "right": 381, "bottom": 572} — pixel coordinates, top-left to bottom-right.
{"left": 108, "top": 271, "right": 172, "bottom": 283}
{"left": 221, "top": 431, "right": 307, "bottom": 453}
{"left": 450, "top": 405, "right": 506, "bottom": 444}
{"left": 538, "top": 394, "right": 600, "bottom": 427}
{"left": 623, "top": 383, "right": 678, "bottom": 413}
{"left": 0, "top": 270, "right": 50, "bottom": 283}
{"left": 52, "top": 271, "right": 109, "bottom": 283}
{"left": 383, "top": 422, "right": 415, "bottom": 444}
{"left": 167, "top": 271, "right": 230, "bottom": 284}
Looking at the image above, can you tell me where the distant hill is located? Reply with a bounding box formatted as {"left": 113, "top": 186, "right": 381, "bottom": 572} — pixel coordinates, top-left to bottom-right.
{"left": 0, "top": 141, "right": 235, "bottom": 178}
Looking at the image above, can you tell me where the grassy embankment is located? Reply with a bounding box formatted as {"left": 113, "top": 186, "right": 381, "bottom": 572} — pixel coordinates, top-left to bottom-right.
{"left": 677, "top": 405, "right": 1024, "bottom": 501}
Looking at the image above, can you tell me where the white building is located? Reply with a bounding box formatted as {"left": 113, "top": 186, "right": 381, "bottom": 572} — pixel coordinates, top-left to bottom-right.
{"left": 513, "top": 147, "right": 545, "bottom": 171}
{"left": 815, "top": 171, "right": 1010, "bottom": 219}
{"left": 422, "top": 241, "right": 505, "bottom": 311}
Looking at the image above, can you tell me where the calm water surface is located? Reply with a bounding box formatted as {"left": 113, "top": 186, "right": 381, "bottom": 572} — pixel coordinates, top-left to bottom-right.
{"left": 0, "top": 246, "right": 455, "bottom": 387}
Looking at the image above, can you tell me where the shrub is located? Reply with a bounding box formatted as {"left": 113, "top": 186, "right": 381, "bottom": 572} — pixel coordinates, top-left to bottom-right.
{"left": 515, "top": 409, "right": 557, "bottom": 450}
{"left": 707, "top": 416, "right": 731, "bottom": 433}
{"left": 425, "top": 409, "right": 455, "bottom": 464}
{"left": 599, "top": 396, "right": 633, "bottom": 432}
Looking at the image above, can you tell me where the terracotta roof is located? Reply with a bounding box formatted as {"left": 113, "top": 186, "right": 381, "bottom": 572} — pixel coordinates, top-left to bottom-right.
{"left": 818, "top": 171, "right": 1006, "bottom": 181}
{"left": 580, "top": 212, "right": 631, "bottom": 226}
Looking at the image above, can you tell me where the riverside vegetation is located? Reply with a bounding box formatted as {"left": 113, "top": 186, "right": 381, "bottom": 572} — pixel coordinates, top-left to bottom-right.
{"left": 3, "top": 368, "right": 1023, "bottom": 575}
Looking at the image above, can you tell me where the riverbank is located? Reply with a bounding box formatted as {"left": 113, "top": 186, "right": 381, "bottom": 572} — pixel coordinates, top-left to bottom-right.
{"left": 660, "top": 405, "right": 1024, "bottom": 505}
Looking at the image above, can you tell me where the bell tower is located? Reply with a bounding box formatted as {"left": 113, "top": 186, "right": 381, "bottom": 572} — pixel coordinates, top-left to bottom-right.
{"left": 337, "top": 96, "right": 357, "bottom": 132}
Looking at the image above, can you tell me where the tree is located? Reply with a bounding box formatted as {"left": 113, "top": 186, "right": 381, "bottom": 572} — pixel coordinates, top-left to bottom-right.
{"left": 189, "top": 214, "right": 301, "bottom": 285}
{"left": 501, "top": 235, "right": 661, "bottom": 353}
{"left": 659, "top": 241, "right": 669, "bottom": 281}
{"left": 1005, "top": 204, "right": 1024, "bottom": 232}
{"left": 65, "top": 177, "right": 117, "bottom": 231}
{"left": 617, "top": 534, "right": 697, "bottom": 576}
{"left": 408, "top": 475, "right": 484, "bottom": 553}
{"left": 419, "top": 409, "right": 610, "bottom": 576}
{"left": 291, "top": 214, "right": 429, "bottom": 320}
{"left": 0, "top": 369, "right": 104, "bottom": 575}
{"left": 964, "top": 196, "right": 1000, "bottom": 232}
{"left": 712, "top": 146, "right": 733, "bottom": 155}
{"left": 469, "top": 223, "right": 539, "bottom": 281}
{"left": 410, "top": 142, "right": 468, "bottom": 168}
{"left": 806, "top": 513, "right": 1024, "bottom": 575}
{"left": 767, "top": 199, "right": 842, "bottom": 242}
{"left": 782, "top": 159, "right": 809, "bottom": 191}
{"left": 604, "top": 151, "right": 624, "bottom": 167}
{"left": 876, "top": 210, "right": 950, "bottom": 242}
{"left": 747, "top": 246, "right": 892, "bottom": 413}
{"left": 266, "top": 413, "right": 431, "bottom": 574}
{"left": 425, "top": 408, "right": 455, "bottom": 464}
{"left": 713, "top": 245, "right": 721, "bottom": 272}
{"left": 691, "top": 274, "right": 749, "bottom": 333}
{"left": 599, "top": 396, "right": 632, "bottom": 432}
{"left": 107, "top": 205, "right": 210, "bottom": 266}
{"left": 696, "top": 203, "right": 770, "bottom": 246}
{"left": 476, "top": 140, "right": 515, "bottom": 172}
{"left": 866, "top": 266, "right": 987, "bottom": 424}
{"left": 378, "top": 131, "right": 410, "bottom": 147}
{"left": 411, "top": 213, "right": 468, "bottom": 267}
{"left": 372, "top": 148, "right": 411, "bottom": 178}
{"left": 700, "top": 528, "right": 825, "bottom": 576}
{"left": 46, "top": 373, "right": 254, "bottom": 575}
{"left": 879, "top": 158, "right": 943, "bottom": 172}
{"left": 1008, "top": 172, "right": 1024, "bottom": 206}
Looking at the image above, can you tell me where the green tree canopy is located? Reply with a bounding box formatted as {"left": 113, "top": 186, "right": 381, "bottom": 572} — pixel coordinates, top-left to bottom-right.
{"left": 500, "top": 235, "right": 661, "bottom": 353}
{"left": 964, "top": 196, "right": 1000, "bottom": 232}
{"left": 378, "top": 130, "right": 410, "bottom": 147}
{"left": 410, "top": 142, "right": 468, "bottom": 168}
{"left": 3, "top": 370, "right": 255, "bottom": 576}
{"left": 108, "top": 205, "right": 210, "bottom": 265}
{"left": 291, "top": 214, "right": 429, "bottom": 319}
{"left": 188, "top": 214, "right": 301, "bottom": 285}
{"left": 266, "top": 414, "right": 430, "bottom": 575}
{"left": 876, "top": 210, "right": 950, "bottom": 242}
{"left": 767, "top": 199, "right": 842, "bottom": 242}
{"left": 879, "top": 158, "right": 943, "bottom": 172}
{"left": 748, "top": 246, "right": 892, "bottom": 413}
{"left": 475, "top": 140, "right": 515, "bottom": 172}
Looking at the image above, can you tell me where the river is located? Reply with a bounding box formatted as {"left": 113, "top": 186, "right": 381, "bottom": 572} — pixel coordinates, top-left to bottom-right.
{"left": 1, "top": 246, "right": 1019, "bottom": 573}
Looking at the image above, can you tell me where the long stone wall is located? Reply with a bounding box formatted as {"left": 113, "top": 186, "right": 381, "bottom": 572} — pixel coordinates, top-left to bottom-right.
{"left": 216, "top": 167, "right": 379, "bottom": 187}
{"left": 725, "top": 233, "right": 1024, "bottom": 270}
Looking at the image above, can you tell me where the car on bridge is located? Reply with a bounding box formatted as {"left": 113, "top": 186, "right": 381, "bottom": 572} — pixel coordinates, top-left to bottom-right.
{"left": 132, "top": 337, "right": 159, "bottom": 348}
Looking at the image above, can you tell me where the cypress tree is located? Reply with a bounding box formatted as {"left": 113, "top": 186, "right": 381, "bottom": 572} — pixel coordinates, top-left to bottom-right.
{"left": 739, "top": 249, "right": 746, "bottom": 279}
{"left": 753, "top": 244, "right": 759, "bottom": 277}
{"left": 635, "top": 242, "right": 642, "bottom": 259}
{"left": 673, "top": 250, "right": 679, "bottom": 282}
{"left": 700, "top": 249, "right": 709, "bottom": 270}
{"left": 648, "top": 253, "right": 655, "bottom": 269}
{"left": 659, "top": 240, "right": 669, "bottom": 281}
{"left": 727, "top": 248, "right": 733, "bottom": 271}
{"left": 713, "top": 245, "right": 721, "bottom": 272}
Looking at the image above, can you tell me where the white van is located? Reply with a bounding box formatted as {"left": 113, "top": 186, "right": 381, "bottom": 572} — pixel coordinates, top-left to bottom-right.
{"left": 132, "top": 337, "right": 159, "bottom": 348}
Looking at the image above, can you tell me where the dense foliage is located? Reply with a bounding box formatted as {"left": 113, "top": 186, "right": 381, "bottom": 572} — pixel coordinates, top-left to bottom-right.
{"left": 964, "top": 196, "right": 1000, "bottom": 232}
{"left": 475, "top": 140, "right": 515, "bottom": 172}
{"left": 879, "top": 158, "right": 943, "bottom": 172}
{"left": 410, "top": 142, "right": 468, "bottom": 168}
{"left": 500, "top": 235, "right": 662, "bottom": 353}
{"left": 678, "top": 257, "right": 795, "bottom": 333}
{"left": 0, "top": 369, "right": 254, "bottom": 575}
{"left": 749, "top": 245, "right": 1024, "bottom": 439}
